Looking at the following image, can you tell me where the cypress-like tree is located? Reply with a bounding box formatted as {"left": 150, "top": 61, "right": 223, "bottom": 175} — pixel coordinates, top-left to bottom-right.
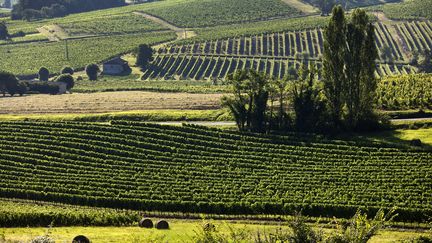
{"left": 322, "top": 5, "right": 346, "bottom": 128}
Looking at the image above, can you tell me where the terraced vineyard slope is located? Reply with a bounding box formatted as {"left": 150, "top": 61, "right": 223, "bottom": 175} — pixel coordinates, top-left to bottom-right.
{"left": 0, "top": 121, "right": 431, "bottom": 221}
{"left": 143, "top": 21, "right": 431, "bottom": 80}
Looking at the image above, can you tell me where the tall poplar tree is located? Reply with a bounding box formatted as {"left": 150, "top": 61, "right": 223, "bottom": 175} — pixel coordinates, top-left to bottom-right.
{"left": 322, "top": 5, "right": 346, "bottom": 127}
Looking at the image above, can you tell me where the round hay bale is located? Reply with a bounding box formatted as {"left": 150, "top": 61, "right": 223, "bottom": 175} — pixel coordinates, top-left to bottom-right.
{"left": 156, "top": 220, "right": 169, "bottom": 229}
{"left": 72, "top": 235, "right": 90, "bottom": 243}
{"left": 139, "top": 218, "right": 154, "bottom": 228}
{"left": 410, "top": 139, "right": 422, "bottom": 147}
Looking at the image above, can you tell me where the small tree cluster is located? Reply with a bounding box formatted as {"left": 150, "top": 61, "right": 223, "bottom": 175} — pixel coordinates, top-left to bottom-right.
{"left": 0, "top": 71, "right": 27, "bottom": 96}
{"left": 0, "top": 22, "right": 9, "bottom": 40}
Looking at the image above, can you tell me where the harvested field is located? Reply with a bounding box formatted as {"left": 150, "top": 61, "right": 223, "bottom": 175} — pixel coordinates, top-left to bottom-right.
{"left": 0, "top": 91, "right": 224, "bottom": 114}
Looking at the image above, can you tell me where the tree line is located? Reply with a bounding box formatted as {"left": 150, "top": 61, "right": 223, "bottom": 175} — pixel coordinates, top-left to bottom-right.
{"left": 12, "top": 0, "right": 126, "bottom": 20}
{"left": 223, "top": 7, "right": 380, "bottom": 133}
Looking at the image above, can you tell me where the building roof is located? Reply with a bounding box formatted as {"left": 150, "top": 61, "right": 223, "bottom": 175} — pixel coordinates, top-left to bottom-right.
{"left": 104, "top": 57, "right": 128, "bottom": 65}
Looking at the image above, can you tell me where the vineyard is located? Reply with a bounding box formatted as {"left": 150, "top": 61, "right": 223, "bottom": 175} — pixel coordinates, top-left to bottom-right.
{"left": 0, "top": 121, "right": 430, "bottom": 222}
{"left": 377, "top": 74, "right": 432, "bottom": 110}
{"left": 145, "top": 0, "right": 304, "bottom": 28}
{"left": 142, "top": 21, "right": 432, "bottom": 80}
{"left": 0, "top": 31, "right": 176, "bottom": 75}
{"left": 383, "top": 0, "right": 432, "bottom": 20}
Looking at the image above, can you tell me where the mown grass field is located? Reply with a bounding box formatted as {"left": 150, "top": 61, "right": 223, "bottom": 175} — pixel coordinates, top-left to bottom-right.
{"left": 1, "top": 223, "right": 429, "bottom": 243}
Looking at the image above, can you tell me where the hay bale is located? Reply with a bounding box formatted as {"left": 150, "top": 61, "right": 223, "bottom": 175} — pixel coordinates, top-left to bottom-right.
{"left": 72, "top": 235, "right": 90, "bottom": 243}
{"left": 139, "top": 218, "right": 154, "bottom": 228}
{"left": 156, "top": 220, "right": 169, "bottom": 229}
{"left": 410, "top": 139, "right": 422, "bottom": 147}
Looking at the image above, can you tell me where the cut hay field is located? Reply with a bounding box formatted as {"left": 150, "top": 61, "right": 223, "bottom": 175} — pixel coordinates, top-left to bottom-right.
{"left": 0, "top": 91, "right": 223, "bottom": 114}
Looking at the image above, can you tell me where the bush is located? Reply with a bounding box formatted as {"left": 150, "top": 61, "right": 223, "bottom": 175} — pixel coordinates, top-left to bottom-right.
{"left": 8, "top": 81, "right": 28, "bottom": 96}
{"left": 61, "top": 66, "right": 74, "bottom": 75}
{"left": 38, "top": 67, "right": 50, "bottom": 81}
{"left": 55, "top": 74, "right": 75, "bottom": 90}
{"left": 85, "top": 63, "right": 100, "bottom": 81}
{"left": 156, "top": 220, "right": 169, "bottom": 229}
{"left": 139, "top": 218, "right": 153, "bottom": 228}
{"left": 26, "top": 81, "right": 59, "bottom": 95}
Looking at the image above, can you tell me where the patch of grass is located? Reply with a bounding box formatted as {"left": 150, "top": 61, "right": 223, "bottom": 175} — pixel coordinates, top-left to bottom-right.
{"left": 0, "top": 223, "right": 428, "bottom": 243}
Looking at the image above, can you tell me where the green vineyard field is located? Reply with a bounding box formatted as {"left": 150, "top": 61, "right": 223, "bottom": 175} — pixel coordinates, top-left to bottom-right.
{"left": 0, "top": 121, "right": 430, "bottom": 222}
{"left": 143, "top": 21, "right": 431, "bottom": 80}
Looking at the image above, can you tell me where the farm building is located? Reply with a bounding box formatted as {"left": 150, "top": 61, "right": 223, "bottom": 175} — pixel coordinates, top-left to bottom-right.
{"left": 103, "top": 57, "right": 131, "bottom": 75}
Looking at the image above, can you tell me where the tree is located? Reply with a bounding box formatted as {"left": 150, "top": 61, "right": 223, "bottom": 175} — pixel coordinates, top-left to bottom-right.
{"left": 222, "top": 70, "right": 270, "bottom": 133}
{"left": 322, "top": 6, "right": 379, "bottom": 130}
{"left": 55, "top": 74, "right": 74, "bottom": 90}
{"left": 0, "top": 22, "right": 8, "bottom": 40}
{"left": 292, "top": 64, "right": 327, "bottom": 132}
{"left": 61, "top": 66, "right": 74, "bottom": 75}
{"left": 38, "top": 67, "right": 49, "bottom": 81}
{"left": 0, "top": 71, "right": 19, "bottom": 96}
{"left": 136, "top": 44, "right": 153, "bottom": 67}
{"left": 322, "top": 5, "right": 346, "bottom": 128}
{"left": 8, "top": 82, "right": 28, "bottom": 96}
{"left": 85, "top": 63, "right": 100, "bottom": 81}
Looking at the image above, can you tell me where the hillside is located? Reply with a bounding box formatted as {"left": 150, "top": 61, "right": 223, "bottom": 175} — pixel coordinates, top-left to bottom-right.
{"left": 0, "top": 121, "right": 430, "bottom": 221}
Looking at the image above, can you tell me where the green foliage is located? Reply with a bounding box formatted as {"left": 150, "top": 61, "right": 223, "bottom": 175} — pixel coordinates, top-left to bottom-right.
{"left": 0, "top": 21, "right": 8, "bottom": 40}
{"left": 61, "top": 66, "right": 74, "bottom": 75}
{"left": 327, "top": 208, "right": 396, "bottom": 243}
{"left": 0, "top": 70, "right": 18, "bottom": 96}
{"left": 292, "top": 64, "right": 327, "bottom": 132}
{"left": 377, "top": 74, "right": 432, "bottom": 110}
{"left": 38, "top": 67, "right": 49, "bottom": 81}
{"left": 222, "top": 70, "right": 269, "bottom": 132}
{"left": 147, "top": 0, "right": 303, "bottom": 28}
{"left": 0, "top": 121, "right": 430, "bottom": 221}
{"left": 136, "top": 44, "right": 153, "bottom": 67}
{"left": 323, "top": 7, "right": 379, "bottom": 130}
{"left": 85, "top": 63, "right": 99, "bottom": 81}
{"left": 55, "top": 73, "right": 74, "bottom": 90}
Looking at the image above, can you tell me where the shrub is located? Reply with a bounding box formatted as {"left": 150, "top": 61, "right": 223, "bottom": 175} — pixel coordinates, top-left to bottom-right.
{"left": 156, "top": 220, "right": 169, "bottom": 229}
{"left": 55, "top": 74, "right": 75, "bottom": 90}
{"left": 139, "top": 218, "right": 153, "bottom": 228}
{"left": 61, "top": 66, "right": 74, "bottom": 75}
{"left": 86, "top": 63, "right": 100, "bottom": 81}
{"left": 26, "top": 81, "right": 59, "bottom": 95}
{"left": 8, "top": 81, "right": 28, "bottom": 96}
{"left": 38, "top": 67, "right": 50, "bottom": 81}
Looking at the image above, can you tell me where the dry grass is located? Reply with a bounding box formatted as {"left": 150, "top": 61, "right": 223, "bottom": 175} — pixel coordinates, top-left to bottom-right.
{"left": 281, "top": 0, "right": 318, "bottom": 14}
{"left": 0, "top": 91, "right": 224, "bottom": 114}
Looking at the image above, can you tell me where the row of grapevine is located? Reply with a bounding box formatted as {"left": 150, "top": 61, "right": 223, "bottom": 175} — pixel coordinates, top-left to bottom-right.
{"left": 0, "top": 121, "right": 430, "bottom": 222}
{"left": 395, "top": 21, "right": 432, "bottom": 53}
{"left": 158, "top": 22, "right": 416, "bottom": 63}
{"left": 141, "top": 54, "right": 415, "bottom": 80}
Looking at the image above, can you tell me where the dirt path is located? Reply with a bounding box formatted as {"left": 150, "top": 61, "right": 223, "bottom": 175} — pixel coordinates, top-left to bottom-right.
{"left": 133, "top": 12, "right": 196, "bottom": 41}
{"left": 280, "top": 0, "right": 318, "bottom": 14}
{"left": 37, "top": 24, "right": 69, "bottom": 41}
